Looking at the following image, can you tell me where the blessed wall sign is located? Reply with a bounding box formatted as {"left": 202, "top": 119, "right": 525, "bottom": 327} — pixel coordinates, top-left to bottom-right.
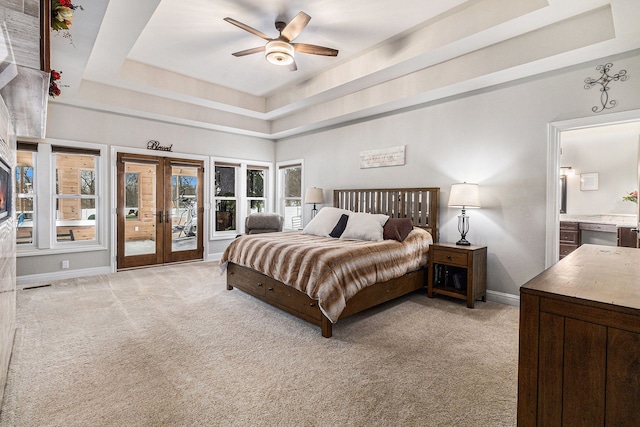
{"left": 146, "top": 140, "right": 173, "bottom": 152}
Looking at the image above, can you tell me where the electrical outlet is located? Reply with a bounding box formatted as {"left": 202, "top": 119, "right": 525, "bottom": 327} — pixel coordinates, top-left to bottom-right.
{"left": 61, "top": 260, "right": 69, "bottom": 269}
{"left": 134, "top": 226, "right": 139, "bottom": 231}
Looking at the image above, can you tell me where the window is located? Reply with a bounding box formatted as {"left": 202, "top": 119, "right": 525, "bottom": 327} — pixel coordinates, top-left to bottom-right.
{"left": 278, "top": 161, "right": 303, "bottom": 230}
{"left": 211, "top": 159, "right": 273, "bottom": 237}
{"left": 52, "top": 145, "right": 101, "bottom": 243}
{"left": 247, "top": 166, "right": 267, "bottom": 214}
{"left": 16, "top": 142, "right": 36, "bottom": 245}
{"left": 214, "top": 163, "right": 238, "bottom": 233}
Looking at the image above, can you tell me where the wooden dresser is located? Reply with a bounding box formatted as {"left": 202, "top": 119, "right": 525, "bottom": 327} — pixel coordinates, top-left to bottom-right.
{"left": 518, "top": 244, "right": 640, "bottom": 426}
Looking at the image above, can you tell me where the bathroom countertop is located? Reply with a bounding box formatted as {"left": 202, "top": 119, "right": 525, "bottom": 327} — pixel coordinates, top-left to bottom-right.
{"left": 560, "top": 214, "right": 637, "bottom": 227}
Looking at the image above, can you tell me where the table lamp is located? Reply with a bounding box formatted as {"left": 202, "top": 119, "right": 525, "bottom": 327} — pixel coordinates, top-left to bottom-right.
{"left": 305, "top": 187, "right": 324, "bottom": 218}
{"left": 448, "top": 183, "right": 481, "bottom": 246}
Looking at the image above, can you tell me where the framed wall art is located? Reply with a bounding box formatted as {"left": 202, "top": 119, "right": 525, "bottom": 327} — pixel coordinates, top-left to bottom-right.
{"left": 580, "top": 172, "right": 599, "bottom": 191}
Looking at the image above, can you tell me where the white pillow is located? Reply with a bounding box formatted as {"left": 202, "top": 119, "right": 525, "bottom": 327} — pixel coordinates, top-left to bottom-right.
{"left": 303, "top": 207, "right": 351, "bottom": 237}
{"left": 340, "top": 212, "right": 389, "bottom": 241}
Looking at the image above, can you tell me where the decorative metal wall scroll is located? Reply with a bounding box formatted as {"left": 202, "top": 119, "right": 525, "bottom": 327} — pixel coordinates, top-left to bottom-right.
{"left": 146, "top": 140, "right": 173, "bottom": 152}
{"left": 584, "top": 63, "right": 628, "bottom": 113}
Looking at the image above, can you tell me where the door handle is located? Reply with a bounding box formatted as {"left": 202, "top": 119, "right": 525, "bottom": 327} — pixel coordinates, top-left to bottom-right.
{"left": 631, "top": 228, "right": 639, "bottom": 233}
{"left": 166, "top": 210, "right": 171, "bottom": 223}
{"left": 157, "top": 211, "right": 163, "bottom": 223}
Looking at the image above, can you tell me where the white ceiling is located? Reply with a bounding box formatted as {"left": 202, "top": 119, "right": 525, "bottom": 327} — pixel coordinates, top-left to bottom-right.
{"left": 49, "top": 0, "right": 640, "bottom": 139}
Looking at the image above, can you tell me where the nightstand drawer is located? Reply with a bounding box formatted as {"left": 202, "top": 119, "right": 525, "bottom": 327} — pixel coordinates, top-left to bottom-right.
{"left": 432, "top": 249, "right": 468, "bottom": 267}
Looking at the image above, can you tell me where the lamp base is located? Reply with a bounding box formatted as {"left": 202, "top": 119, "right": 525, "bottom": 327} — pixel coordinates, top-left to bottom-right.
{"left": 456, "top": 238, "right": 471, "bottom": 246}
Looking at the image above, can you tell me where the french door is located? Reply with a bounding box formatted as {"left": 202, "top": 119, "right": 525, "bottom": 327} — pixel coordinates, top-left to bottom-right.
{"left": 117, "top": 153, "right": 204, "bottom": 269}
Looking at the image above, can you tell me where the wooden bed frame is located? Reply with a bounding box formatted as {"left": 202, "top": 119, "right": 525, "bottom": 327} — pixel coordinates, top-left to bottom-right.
{"left": 226, "top": 187, "right": 440, "bottom": 337}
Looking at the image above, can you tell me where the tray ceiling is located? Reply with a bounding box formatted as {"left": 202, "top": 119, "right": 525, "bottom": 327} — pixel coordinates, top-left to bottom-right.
{"left": 49, "top": 0, "right": 640, "bottom": 139}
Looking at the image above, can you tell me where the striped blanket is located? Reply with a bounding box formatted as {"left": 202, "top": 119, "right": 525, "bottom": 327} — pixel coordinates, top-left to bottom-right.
{"left": 220, "top": 228, "right": 433, "bottom": 323}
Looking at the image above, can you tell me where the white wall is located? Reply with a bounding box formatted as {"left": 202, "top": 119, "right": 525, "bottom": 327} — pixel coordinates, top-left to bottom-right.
{"left": 17, "top": 104, "right": 275, "bottom": 278}
{"left": 275, "top": 51, "right": 640, "bottom": 298}
{"left": 561, "top": 126, "right": 639, "bottom": 215}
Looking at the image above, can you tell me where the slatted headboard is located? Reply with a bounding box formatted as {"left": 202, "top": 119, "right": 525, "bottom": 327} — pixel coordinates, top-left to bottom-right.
{"left": 333, "top": 188, "right": 439, "bottom": 242}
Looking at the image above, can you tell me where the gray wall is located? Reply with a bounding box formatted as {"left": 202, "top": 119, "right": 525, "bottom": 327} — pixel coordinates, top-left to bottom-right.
{"left": 561, "top": 126, "right": 639, "bottom": 215}
{"left": 275, "top": 51, "right": 640, "bottom": 298}
{"left": 16, "top": 103, "right": 274, "bottom": 278}
{"left": 15, "top": 51, "right": 640, "bottom": 299}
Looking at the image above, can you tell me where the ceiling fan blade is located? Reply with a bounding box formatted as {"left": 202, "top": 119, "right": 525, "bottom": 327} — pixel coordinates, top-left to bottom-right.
{"left": 231, "top": 46, "right": 265, "bottom": 57}
{"left": 292, "top": 43, "right": 338, "bottom": 57}
{"left": 288, "top": 60, "right": 298, "bottom": 72}
{"left": 280, "top": 12, "right": 310, "bottom": 42}
{"left": 224, "top": 17, "right": 271, "bottom": 40}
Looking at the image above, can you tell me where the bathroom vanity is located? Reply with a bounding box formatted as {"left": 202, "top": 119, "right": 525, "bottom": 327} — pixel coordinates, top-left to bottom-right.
{"left": 559, "top": 215, "right": 638, "bottom": 259}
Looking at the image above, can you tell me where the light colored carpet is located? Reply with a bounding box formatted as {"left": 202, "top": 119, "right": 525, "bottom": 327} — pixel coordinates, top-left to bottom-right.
{"left": 0, "top": 261, "right": 519, "bottom": 426}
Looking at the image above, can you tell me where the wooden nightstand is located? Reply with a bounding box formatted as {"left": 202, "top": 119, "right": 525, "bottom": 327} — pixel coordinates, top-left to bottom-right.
{"left": 427, "top": 242, "right": 487, "bottom": 308}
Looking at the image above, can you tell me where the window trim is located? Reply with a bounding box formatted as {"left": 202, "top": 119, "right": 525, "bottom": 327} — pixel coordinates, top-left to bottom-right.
{"left": 17, "top": 139, "right": 108, "bottom": 256}
{"left": 53, "top": 149, "right": 100, "bottom": 245}
{"left": 246, "top": 165, "right": 268, "bottom": 215}
{"left": 210, "top": 157, "right": 273, "bottom": 240}
{"left": 276, "top": 159, "right": 304, "bottom": 230}
{"left": 15, "top": 146, "right": 36, "bottom": 247}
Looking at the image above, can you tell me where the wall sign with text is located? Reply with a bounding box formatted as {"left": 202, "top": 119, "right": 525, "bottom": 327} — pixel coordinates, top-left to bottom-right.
{"left": 360, "top": 145, "right": 405, "bottom": 169}
{"left": 146, "top": 140, "right": 173, "bottom": 152}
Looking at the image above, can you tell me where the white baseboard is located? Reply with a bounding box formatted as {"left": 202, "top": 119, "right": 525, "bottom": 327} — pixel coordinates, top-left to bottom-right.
{"left": 486, "top": 289, "right": 520, "bottom": 307}
{"left": 17, "top": 266, "right": 113, "bottom": 287}
{"left": 207, "top": 252, "right": 223, "bottom": 262}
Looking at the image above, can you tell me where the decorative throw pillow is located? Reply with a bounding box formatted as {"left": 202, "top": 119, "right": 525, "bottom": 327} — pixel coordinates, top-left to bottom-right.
{"left": 329, "top": 214, "right": 349, "bottom": 238}
{"left": 383, "top": 218, "right": 414, "bottom": 242}
{"left": 340, "top": 212, "right": 389, "bottom": 241}
{"left": 303, "top": 207, "right": 351, "bottom": 237}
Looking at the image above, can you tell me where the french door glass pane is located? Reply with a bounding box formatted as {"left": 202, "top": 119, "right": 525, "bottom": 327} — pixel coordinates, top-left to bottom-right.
{"left": 124, "top": 161, "right": 157, "bottom": 256}
{"left": 171, "top": 166, "right": 198, "bottom": 252}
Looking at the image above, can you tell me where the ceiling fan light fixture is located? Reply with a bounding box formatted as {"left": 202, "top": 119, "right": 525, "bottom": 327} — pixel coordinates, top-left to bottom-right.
{"left": 265, "top": 40, "right": 294, "bottom": 66}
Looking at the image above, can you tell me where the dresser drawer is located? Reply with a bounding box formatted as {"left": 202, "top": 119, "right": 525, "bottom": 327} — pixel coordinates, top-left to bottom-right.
{"left": 433, "top": 249, "right": 468, "bottom": 267}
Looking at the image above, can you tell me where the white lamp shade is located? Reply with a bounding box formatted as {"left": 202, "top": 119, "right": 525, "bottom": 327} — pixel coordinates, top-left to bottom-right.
{"left": 448, "top": 183, "right": 481, "bottom": 208}
{"left": 305, "top": 187, "right": 324, "bottom": 204}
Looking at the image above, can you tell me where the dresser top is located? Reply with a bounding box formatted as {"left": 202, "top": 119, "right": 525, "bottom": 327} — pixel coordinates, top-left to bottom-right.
{"left": 521, "top": 244, "right": 640, "bottom": 311}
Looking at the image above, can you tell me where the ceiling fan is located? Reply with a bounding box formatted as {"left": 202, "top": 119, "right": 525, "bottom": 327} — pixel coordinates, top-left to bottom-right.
{"left": 224, "top": 11, "right": 338, "bottom": 71}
